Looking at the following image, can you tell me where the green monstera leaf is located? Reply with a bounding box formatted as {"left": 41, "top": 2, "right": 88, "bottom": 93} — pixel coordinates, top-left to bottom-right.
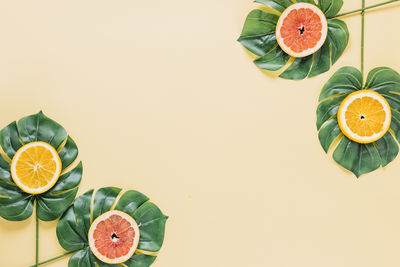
{"left": 0, "top": 111, "right": 82, "bottom": 221}
{"left": 56, "top": 187, "right": 168, "bottom": 267}
{"left": 238, "top": 0, "right": 349, "bottom": 80}
{"left": 317, "top": 66, "right": 400, "bottom": 177}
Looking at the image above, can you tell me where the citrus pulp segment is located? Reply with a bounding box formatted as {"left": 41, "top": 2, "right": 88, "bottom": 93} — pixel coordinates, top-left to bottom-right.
{"left": 337, "top": 90, "right": 391, "bottom": 144}
{"left": 88, "top": 210, "right": 140, "bottom": 264}
{"left": 11, "top": 141, "right": 62, "bottom": 194}
{"left": 276, "top": 3, "right": 328, "bottom": 58}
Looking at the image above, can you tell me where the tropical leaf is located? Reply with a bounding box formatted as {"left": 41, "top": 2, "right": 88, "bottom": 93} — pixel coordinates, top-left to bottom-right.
{"left": 255, "top": 0, "right": 293, "bottom": 13}
{"left": 0, "top": 111, "right": 82, "bottom": 221}
{"left": 57, "top": 187, "right": 168, "bottom": 267}
{"left": 237, "top": 10, "right": 278, "bottom": 57}
{"left": 279, "top": 54, "right": 314, "bottom": 80}
{"left": 37, "top": 163, "right": 83, "bottom": 221}
{"left": 319, "top": 0, "right": 343, "bottom": 18}
{"left": 297, "top": 0, "right": 317, "bottom": 5}
{"left": 238, "top": 0, "right": 349, "bottom": 80}
{"left": 92, "top": 187, "right": 122, "bottom": 221}
{"left": 254, "top": 46, "right": 290, "bottom": 71}
{"left": 375, "top": 132, "right": 399, "bottom": 167}
{"left": 17, "top": 111, "right": 67, "bottom": 149}
{"left": 317, "top": 66, "right": 400, "bottom": 177}
{"left": 366, "top": 67, "right": 400, "bottom": 110}
{"left": 325, "top": 19, "right": 349, "bottom": 65}
{"left": 318, "top": 117, "right": 342, "bottom": 153}
{"left": 0, "top": 121, "right": 23, "bottom": 160}
{"left": 59, "top": 136, "right": 79, "bottom": 170}
{"left": 124, "top": 254, "right": 157, "bottom": 267}
{"left": 332, "top": 136, "right": 381, "bottom": 177}
{"left": 0, "top": 175, "right": 34, "bottom": 221}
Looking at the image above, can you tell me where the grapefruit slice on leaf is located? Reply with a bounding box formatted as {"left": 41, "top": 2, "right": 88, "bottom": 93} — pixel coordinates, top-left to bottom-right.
{"left": 238, "top": 0, "right": 348, "bottom": 79}
{"left": 57, "top": 187, "right": 168, "bottom": 266}
{"left": 89, "top": 210, "right": 140, "bottom": 264}
{"left": 276, "top": 3, "right": 328, "bottom": 58}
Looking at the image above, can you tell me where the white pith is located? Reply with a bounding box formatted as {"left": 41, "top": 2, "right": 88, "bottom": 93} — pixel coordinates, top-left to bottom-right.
{"left": 11, "top": 141, "right": 61, "bottom": 194}
{"left": 276, "top": 3, "right": 328, "bottom": 58}
{"left": 338, "top": 91, "right": 391, "bottom": 143}
{"left": 88, "top": 210, "right": 140, "bottom": 264}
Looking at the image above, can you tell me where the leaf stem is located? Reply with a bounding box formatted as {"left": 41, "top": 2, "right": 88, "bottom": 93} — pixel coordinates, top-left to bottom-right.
{"left": 35, "top": 200, "right": 39, "bottom": 267}
{"left": 334, "top": 0, "right": 400, "bottom": 18}
{"left": 361, "top": 0, "right": 365, "bottom": 82}
{"left": 28, "top": 250, "right": 79, "bottom": 267}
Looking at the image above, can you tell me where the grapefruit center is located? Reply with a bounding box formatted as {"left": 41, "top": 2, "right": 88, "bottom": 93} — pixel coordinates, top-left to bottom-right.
{"left": 89, "top": 210, "right": 140, "bottom": 264}
{"left": 276, "top": 3, "right": 328, "bottom": 58}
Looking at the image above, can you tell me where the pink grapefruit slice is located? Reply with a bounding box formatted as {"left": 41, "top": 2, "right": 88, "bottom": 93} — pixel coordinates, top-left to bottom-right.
{"left": 88, "top": 210, "right": 140, "bottom": 264}
{"left": 276, "top": 3, "right": 328, "bottom": 58}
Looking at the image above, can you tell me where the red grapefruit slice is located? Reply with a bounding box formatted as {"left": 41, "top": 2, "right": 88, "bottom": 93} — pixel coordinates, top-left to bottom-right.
{"left": 88, "top": 210, "right": 140, "bottom": 264}
{"left": 276, "top": 3, "right": 328, "bottom": 58}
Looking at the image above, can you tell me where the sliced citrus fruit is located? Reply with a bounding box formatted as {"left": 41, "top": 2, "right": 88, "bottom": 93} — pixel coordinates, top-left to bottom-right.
{"left": 88, "top": 210, "right": 140, "bottom": 264}
{"left": 11, "top": 141, "right": 62, "bottom": 194}
{"left": 276, "top": 3, "right": 328, "bottom": 58}
{"left": 337, "top": 90, "right": 391, "bottom": 144}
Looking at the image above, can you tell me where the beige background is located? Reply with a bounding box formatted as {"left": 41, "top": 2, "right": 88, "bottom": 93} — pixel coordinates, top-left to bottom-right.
{"left": 0, "top": 0, "right": 400, "bottom": 266}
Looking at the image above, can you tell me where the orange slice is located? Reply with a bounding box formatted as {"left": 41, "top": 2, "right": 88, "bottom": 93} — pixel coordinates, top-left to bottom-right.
{"left": 276, "top": 3, "right": 328, "bottom": 58}
{"left": 337, "top": 90, "right": 391, "bottom": 144}
{"left": 88, "top": 210, "right": 140, "bottom": 264}
{"left": 11, "top": 141, "right": 62, "bottom": 194}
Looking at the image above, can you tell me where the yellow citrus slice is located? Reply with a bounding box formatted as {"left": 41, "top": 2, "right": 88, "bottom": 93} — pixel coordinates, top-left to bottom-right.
{"left": 88, "top": 210, "right": 140, "bottom": 264}
{"left": 11, "top": 141, "right": 62, "bottom": 194}
{"left": 337, "top": 90, "right": 391, "bottom": 144}
{"left": 276, "top": 3, "right": 328, "bottom": 58}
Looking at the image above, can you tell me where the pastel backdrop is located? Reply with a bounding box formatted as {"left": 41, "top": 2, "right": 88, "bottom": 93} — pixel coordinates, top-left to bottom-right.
{"left": 0, "top": 0, "right": 400, "bottom": 266}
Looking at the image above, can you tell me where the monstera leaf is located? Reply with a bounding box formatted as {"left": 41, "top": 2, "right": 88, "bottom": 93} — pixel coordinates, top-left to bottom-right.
{"left": 317, "top": 66, "right": 400, "bottom": 177}
{"left": 0, "top": 111, "right": 82, "bottom": 221}
{"left": 56, "top": 187, "right": 168, "bottom": 267}
{"left": 238, "top": 0, "right": 348, "bottom": 80}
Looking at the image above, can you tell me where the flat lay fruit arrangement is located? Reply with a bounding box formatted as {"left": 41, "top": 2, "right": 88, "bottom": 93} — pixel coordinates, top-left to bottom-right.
{"left": 2, "top": 0, "right": 400, "bottom": 266}
{"left": 239, "top": 0, "right": 400, "bottom": 177}
{"left": 0, "top": 112, "right": 167, "bottom": 267}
